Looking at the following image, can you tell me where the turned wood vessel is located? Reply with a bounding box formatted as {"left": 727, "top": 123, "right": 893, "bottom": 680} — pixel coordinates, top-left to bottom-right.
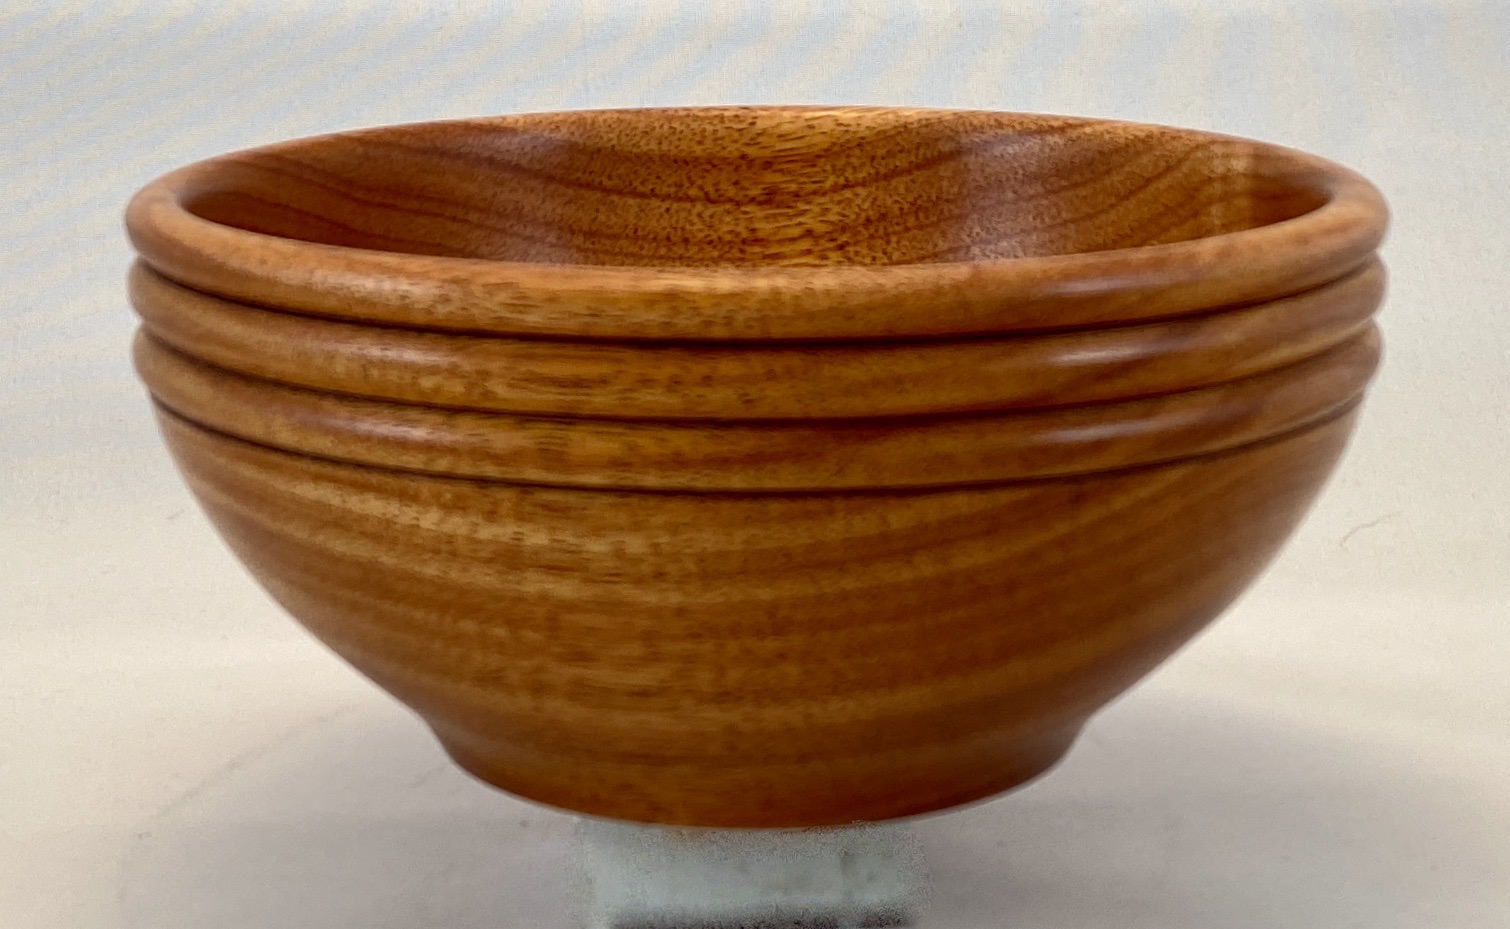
{"left": 127, "top": 107, "right": 1387, "bottom": 827}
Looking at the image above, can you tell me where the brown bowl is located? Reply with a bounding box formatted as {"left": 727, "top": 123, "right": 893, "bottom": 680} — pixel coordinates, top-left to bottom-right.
{"left": 126, "top": 106, "right": 1388, "bottom": 827}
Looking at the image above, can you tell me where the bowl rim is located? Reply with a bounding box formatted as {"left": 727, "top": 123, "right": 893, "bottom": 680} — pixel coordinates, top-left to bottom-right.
{"left": 125, "top": 105, "right": 1389, "bottom": 342}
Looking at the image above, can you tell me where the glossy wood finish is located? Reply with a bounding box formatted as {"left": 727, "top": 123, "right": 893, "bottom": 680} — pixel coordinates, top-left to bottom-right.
{"left": 131, "top": 259, "right": 1384, "bottom": 420}
{"left": 127, "top": 107, "right": 1388, "bottom": 827}
{"left": 125, "top": 107, "right": 1387, "bottom": 340}
{"left": 136, "top": 329, "right": 1378, "bottom": 490}
{"left": 157, "top": 405, "right": 1359, "bottom": 826}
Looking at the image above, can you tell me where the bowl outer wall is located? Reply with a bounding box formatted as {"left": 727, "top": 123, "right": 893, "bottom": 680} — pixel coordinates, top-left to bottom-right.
{"left": 129, "top": 258, "right": 1385, "bottom": 420}
{"left": 152, "top": 403, "right": 1362, "bottom": 827}
{"left": 133, "top": 325, "right": 1379, "bottom": 491}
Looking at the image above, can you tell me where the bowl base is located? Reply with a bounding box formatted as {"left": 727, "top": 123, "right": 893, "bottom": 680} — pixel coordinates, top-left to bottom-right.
{"left": 432, "top": 723, "right": 1081, "bottom": 829}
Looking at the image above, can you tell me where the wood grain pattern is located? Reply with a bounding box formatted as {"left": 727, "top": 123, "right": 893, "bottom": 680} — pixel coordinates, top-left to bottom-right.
{"left": 155, "top": 403, "right": 1360, "bottom": 826}
{"left": 135, "top": 328, "right": 1378, "bottom": 490}
{"left": 131, "top": 258, "right": 1384, "bottom": 420}
{"left": 125, "top": 107, "right": 1387, "bottom": 340}
{"left": 126, "top": 106, "right": 1388, "bottom": 826}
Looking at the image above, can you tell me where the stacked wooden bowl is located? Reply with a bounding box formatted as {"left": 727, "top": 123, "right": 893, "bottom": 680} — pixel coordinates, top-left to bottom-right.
{"left": 127, "top": 107, "right": 1387, "bottom": 827}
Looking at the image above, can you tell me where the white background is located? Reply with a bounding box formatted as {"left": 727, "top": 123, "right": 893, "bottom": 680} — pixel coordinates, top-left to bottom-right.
{"left": 2, "top": 1, "right": 1507, "bottom": 926}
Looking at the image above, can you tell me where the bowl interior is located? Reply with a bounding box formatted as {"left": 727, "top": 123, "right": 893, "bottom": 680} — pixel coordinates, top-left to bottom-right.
{"left": 183, "top": 108, "right": 1328, "bottom": 268}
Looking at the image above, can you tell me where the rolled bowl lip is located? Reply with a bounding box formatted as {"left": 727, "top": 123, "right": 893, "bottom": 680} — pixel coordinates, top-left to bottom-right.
{"left": 125, "top": 105, "right": 1389, "bottom": 342}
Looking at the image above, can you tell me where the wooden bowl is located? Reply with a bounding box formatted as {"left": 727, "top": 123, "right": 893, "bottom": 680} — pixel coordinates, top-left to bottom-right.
{"left": 125, "top": 107, "right": 1388, "bottom": 827}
